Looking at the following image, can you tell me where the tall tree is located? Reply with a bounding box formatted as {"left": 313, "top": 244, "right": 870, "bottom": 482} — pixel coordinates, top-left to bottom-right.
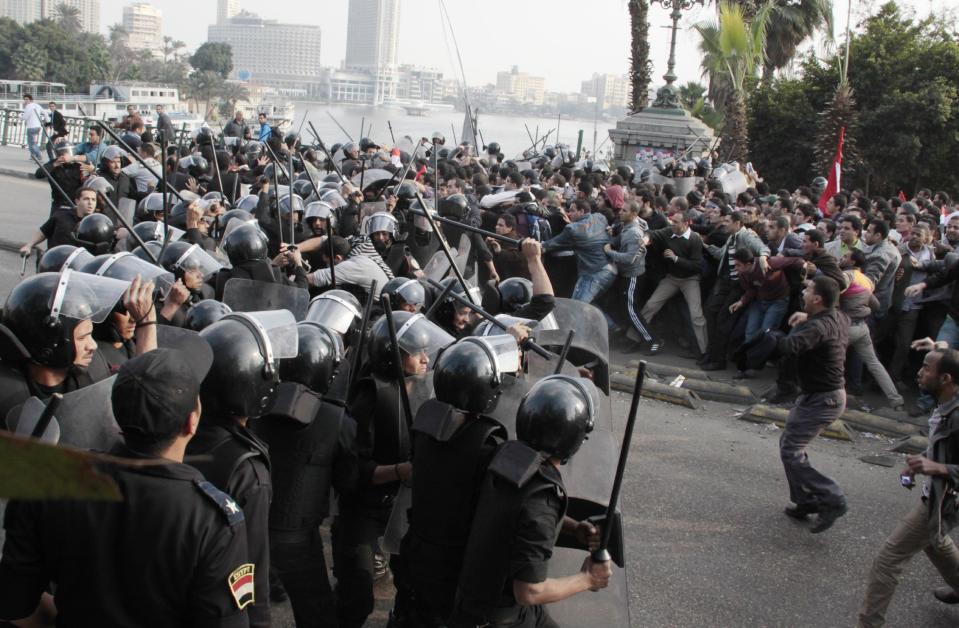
{"left": 218, "top": 81, "right": 250, "bottom": 117}
{"left": 12, "top": 43, "right": 47, "bottom": 81}
{"left": 762, "top": 0, "right": 833, "bottom": 81}
{"left": 628, "top": 0, "right": 653, "bottom": 113}
{"left": 190, "top": 42, "right": 233, "bottom": 79}
{"left": 695, "top": 1, "right": 773, "bottom": 162}
{"left": 52, "top": 3, "right": 82, "bottom": 35}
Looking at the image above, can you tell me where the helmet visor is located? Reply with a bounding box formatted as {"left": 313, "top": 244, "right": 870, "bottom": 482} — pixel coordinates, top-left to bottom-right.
{"left": 320, "top": 190, "right": 347, "bottom": 209}
{"left": 94, "top": 252, "right": 174, "bottom": 296}
{"left": 173, "top": 244, "right": 223, "bottom": 280}
{"left": 226, "top": 309, "right": 299, "bottom": 361}
{"left": 395, "top": 313, "right": 454, "bottom": 367}
{"left": 305, "top": 294, "right": 361, "bottom": 335}
{"left": 362, "top": 212, "right": 398, "bottom": 237}
{"left": 219, "top": 216, "right": 261, "bottom": 244}
{"left": 394, "top": 279, "right": 426, "bottom": 308}
{"left": 51, "top": 268, "right": 130, "bottom": 324}
{"left": 464, "top": 335, "right": 521, "bottom": 376}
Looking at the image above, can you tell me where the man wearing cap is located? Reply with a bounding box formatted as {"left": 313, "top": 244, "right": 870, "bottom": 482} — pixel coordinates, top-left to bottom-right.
{"left": 0, "top": 340, "right": 254, "bottom": 627}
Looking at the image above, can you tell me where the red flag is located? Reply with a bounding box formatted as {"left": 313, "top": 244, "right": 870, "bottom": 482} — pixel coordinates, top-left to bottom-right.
{"left": 898, "top": 190, "right": 907, "bottom": 202}
{"left": 818, "top": 127, "right": 844, "bottom": 218}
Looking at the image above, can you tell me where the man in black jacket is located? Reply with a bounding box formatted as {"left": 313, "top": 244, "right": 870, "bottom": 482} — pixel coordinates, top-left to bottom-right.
{"left": 857, "top": 346, "right": 959, "bottom": 627}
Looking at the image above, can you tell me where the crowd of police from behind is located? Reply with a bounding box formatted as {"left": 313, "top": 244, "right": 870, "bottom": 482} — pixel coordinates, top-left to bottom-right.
{"left": 0, "top": 103, "right": 958, "bottom": 627}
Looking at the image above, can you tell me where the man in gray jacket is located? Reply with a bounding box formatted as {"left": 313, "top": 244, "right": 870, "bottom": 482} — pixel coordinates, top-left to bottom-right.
{"left": 701, "top": 211, "right": 769, "bottom": 370}
{"left": 863, "top": 219, "right": 902, "bottom": 318}
{"left": 857, "top": 346, "right": 959, "bottom": 627}
{"left": 605, "top": 200, "right": 658, "bottom": 352}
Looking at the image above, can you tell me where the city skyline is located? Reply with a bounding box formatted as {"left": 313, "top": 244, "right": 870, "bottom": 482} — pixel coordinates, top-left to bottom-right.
{"left": 87, "top": 0, "right": 950, "bottom": 94}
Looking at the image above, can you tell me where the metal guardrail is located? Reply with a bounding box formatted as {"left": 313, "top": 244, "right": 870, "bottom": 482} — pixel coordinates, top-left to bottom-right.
{"left": 0, "top": 108, "right": 192, "bottom": 149}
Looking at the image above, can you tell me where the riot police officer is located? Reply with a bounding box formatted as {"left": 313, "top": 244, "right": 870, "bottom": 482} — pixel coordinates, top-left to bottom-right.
{"left": 0, "top": 337, "right": 255, "bottom": 627}
{"left": 188, "top": 309, "right": 300, "bottom": 628}
{"left": 252, "top": 321, "right": 358, "bottom": 628}
{"left": 158, "top": 240, "right": 220, "bottom": 326}
{"left": 382, "top": 277, "right": 428, "bottom": 313}
{"left": 334, "top": 311, "right": 454, "bottom": 628}
{"left": 213, "top": 222, "right": 308, "bottom": 300}
{"left": 399, "top": 336, "right": 517, "bottom": 625}
{"left": 452, "top": 375, "right": 612, "bottom": 628}
{"left": 0, "top": 271, "right": 155, "bottom": 421}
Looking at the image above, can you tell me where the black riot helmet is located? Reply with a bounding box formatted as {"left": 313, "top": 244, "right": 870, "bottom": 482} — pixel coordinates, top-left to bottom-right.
{"left": 284, "top": 131, "right": 300, "bottom": 149}
{"left": 131, "top": 241, "right": 163, "bottom": 264}
{"left": 430, "top": 277, "right": 482, "bottom": 333}
{"left": 516, "top": 375, "right": 598, "bottom": 464}
{"left": 1, "top": 270, "right": 129, "bottom": 368}
{"left": 486, "top": 141, "right": 500, "bottom": 155}
{"left": 279, "top": 322, "right": 341, "bottom": 394}
{"left": 233, "top": 195, "right": 260, "bottom": 212}
{"left": 199, "top": 310, "right": 298, "bottom": 417}
{"left": 82, "top": 175, "right": 115, "bottom": 199}
{"left": 367, "top": 311, "right": 454, "bottom": 378}
{"left": 358, "top": 137, "right": 378, "bottom": 152}
{"left": 292, "top": 179, "right": 315, "bottom": 199}
{"left": 278, "top": 193, "right": 305, "bottom": 216}
{"left": 185, "top": 299, "right": 232, "bottom": 332}
{"left": 245, "top": 141, "right": 264, "bottom": 161}
{"left": 217, "top": 208, "right": 255, "bottom": 236}
{"left": 38, "top": 245, "right": 94, "bottom": 274}
{"left": 382, "top": 277, "right": 427, "bottom": 312}
{"left": 496, "top": 277, "right": 533, "bottom": 314}
{"left": 433, "top": 336, "right": 519, "bottom": 414}
{"left": 193, "top": 126, "right": 214, "bottom": 147}
{"left": 74, "top": 213, "right": 115, "bottom": 254}
{"left": 223, "top": 223, "right": 268, "bottom": 266}
{"left": 616, "top": 164, "right": 635, "bottom": 183}
{"left": 438, "top": 194, "right": 469, "bottom": 221}
{"left": 125, "top": 221, "right": 175, "bottom": 251}
{"left": 179, "top": 154, "right": 209, "bottom": 178}
{"left": 158, "top": 241, "right": 222, "bottom": 282}
{"left": 395, "top": 180, "right": 418, "bottom": 201}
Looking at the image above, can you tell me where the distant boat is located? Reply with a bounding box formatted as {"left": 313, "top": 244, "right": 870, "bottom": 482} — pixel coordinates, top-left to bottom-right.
{"left": 404, "top": 104, "right": 430, "bottom": 117}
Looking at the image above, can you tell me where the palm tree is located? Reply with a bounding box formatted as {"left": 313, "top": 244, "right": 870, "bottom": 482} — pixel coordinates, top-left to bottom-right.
{"left": 53, "top": 3, "right": 82, "bottom": 35}
{"left": 762, "top": 0, "right": 833, "bottom": 81}
{"left": 627, "top": 0, "right": 653, "bottom": 113}
{"left": 695, "top": 1, "right": 772, "bottom": 162}
{"left": 184, "top": 71, "right": 224, "bottom": 120}
{"left": 679, "top": 81, "right": 724, "bottom": 130}
{"left": 218, "top": 81, "right": 250, "bottom": 117}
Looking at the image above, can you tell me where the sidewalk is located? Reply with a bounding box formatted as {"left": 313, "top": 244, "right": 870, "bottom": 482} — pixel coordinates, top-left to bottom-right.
{"left": 0, "top": 144, "right": 42, "bottom": 179}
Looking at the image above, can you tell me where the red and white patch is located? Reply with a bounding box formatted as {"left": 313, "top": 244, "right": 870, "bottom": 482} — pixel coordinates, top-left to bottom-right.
{"left": 228, "top": 563, "right": 255, "bottom": 609}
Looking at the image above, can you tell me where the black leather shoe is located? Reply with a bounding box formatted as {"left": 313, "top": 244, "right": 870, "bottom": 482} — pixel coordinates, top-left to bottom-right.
{"left": 810, "top": 502, "right": 848, "bottom": 534}
{"left": 784, "top": 503, "right": 819, "bottom": 520}
{"left": 933, "top": 587, "right": 959, "bottom": 604}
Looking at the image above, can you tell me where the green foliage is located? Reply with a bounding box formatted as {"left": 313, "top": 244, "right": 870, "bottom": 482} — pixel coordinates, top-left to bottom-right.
{"left": 190, "top": 42, "right": 233, "bottom": 79}
{"left": 628, "top": 0, "right": 653, "bottom": 113}
{"left": 748, "top": 2, "right": 959, "bottom": 195}
{"left": 12, "top": 43, "right": 48, "bottom": 81}
{"left": 762, "top": 0, "right": 833, "bottom": 80}
{"left": 679, "top": 81, "right": 724, "bottom": 130}
{"left": 52, "top": 2, "right": 82, "bottom": 36}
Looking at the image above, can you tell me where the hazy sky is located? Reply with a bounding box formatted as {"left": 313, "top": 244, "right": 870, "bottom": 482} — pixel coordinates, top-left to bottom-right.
{"left": 99, "top": 0, "right": 945, "bottom": 94}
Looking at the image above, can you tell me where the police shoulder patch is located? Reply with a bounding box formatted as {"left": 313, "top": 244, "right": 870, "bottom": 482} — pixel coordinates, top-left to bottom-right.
{"left": 228, "top": 563, "right": 255, "bottom": 609}
{"left": 194, "top": 479, "right": 245, "bottom": 526}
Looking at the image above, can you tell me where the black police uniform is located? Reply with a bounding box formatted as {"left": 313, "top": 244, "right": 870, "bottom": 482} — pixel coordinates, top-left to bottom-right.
{"left": 213, "top": 261, "right": 309, "bottom": 301}
{"left": 401, "top": 399, "right": 508, "bottom": 624}
{"left": 0, "top": 446, "right": 252, "bottom": 627}
{"left": 252, "top": 382, "right": 359, "bottom": 628}
{"left": 95, "top": 338, "right": 135, "bottom": 370}
{"left": 187, "top": 413, "right": 273, "bottom": 628}
{"left": 452, "top": 441, "right": 568, "bottom": 628}
{"left": 0, "top": 354, "right": 111, "bottom": 423}
{"left": 333, "top": 374, "right": 410, "bottom": 628}
{"left": 38, "top": 208, "right": 82, "bottom": 248}
{"left": 35, "top": 160, "right": 82, "bottom": 210}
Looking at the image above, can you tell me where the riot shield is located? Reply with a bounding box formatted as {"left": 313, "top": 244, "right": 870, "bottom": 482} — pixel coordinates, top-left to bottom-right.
{"left": 117, "top": 198, "right": 136, "bottom": 226}
{"left": 423, "top": 250, "right": 451, "bottom": 283}
{"left": 7, "top": 376, "right": 120, "bottom": 451}
{"left": 534, "top": 298, "right": 609, "bottom": 394}
{"left": 673, "top": 176, "right": 702, "bottom": 196}
{"left": 156, "top": 325, "right": 206, "bottom": 352}
{"left": 222, "top": 277, "right": 310, "bottom": 321}
{"left": 452, "top": 233, "right": 472, "bottom": 280}
{"left": 351, "top": 168, "right": 393, "bottom": 192}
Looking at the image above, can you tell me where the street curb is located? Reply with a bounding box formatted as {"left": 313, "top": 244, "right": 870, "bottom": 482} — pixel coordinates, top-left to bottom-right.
{"left": 0, "top": 166, "right": 34, "bottom": 180}
{"left": 889, "top": 435, "right": 928, "bottom": 455}
{"left": 738, "top": 404, "right": 852, "bottom": 441}
{"left": 610, "top": 372, "right": 702, "bottom": 409}
{"left": 622, "top": 359, "right": 712, "bottom": 381}
{"left": 840, "top": 409, "right": 921, "bottom": 438}
{"left": 613, "top": 363, "right": 756, "bottom": 405}
{"left": 0, "top": 238, "right": 20, "bottom": 254}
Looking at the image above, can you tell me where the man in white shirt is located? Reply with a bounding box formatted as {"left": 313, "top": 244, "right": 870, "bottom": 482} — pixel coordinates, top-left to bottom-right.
{"left": 21, "top": 94, "right": 45, "bottom": 161}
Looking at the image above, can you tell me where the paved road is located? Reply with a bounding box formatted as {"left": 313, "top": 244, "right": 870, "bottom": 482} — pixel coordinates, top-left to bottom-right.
{"left": 0, "top": 170, "right": 956, "bottom": 626}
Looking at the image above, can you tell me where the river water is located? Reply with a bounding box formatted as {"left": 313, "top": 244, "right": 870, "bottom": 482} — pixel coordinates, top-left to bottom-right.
{"left": 291, "top": 102, "right": 616, "bottom": 158}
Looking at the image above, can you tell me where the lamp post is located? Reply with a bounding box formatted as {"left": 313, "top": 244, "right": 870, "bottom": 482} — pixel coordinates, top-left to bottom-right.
{"left": 650, "top": 0, "right": 706, "bottom": 109}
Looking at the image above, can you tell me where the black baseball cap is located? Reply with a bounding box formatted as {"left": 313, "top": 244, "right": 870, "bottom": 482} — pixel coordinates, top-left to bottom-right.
{"left": 111, "top": 333, "right": 213, "bottom": 443}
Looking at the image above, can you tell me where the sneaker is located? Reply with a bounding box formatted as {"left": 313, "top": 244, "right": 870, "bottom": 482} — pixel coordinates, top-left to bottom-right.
{"left": 933, "top": 587, "right": 959, "bottom": 604}
{"left": 644, "top": 340, "right": 663, "bottom": 356}
{"left": 784, "top": 503, "right": 819, "bottom": 520}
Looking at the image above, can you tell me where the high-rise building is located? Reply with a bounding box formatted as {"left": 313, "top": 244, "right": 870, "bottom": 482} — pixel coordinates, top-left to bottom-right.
{"left": 495, "top": 66, "right": 546, "bottom": 106}
{"left": 0, "top": 0, "right": 42, "bottom": 25}
{"left": 216, "top": 0, "right": 239, "bottom": 24}
{"left": 43, "top": 0, "right": 100, "bottom": 33}
{"left": 344, "top": 0, "right": 400, "bottom": 104}
{"left": 122, "top": 2, "right": 162, "bottom": 55}
{"left": 580, "top": 73, "right": 629, "bottom": 110}
{"left": 208, "top": 11, "right": 323, "bottom": 97}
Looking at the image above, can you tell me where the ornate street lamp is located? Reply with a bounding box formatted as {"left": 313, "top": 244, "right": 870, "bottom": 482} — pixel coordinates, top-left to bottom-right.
{"left": 650, "top": 0, "right": 706, "bottom": 109}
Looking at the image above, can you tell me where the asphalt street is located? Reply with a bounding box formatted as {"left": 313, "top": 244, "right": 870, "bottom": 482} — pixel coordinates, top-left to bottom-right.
{"left": 1, "top": 173, "right": 958, "bottom": 626}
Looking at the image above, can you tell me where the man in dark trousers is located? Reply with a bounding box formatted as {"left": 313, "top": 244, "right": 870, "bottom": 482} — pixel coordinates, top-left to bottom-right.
{"left": 0, "top": 340, "right": 254, "bottom": 627}
{"left": 773, "top": 276, "right": 850, "bottom": 533}
{"left": 857, "top": 345, "right": 959, "bottom": 627}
